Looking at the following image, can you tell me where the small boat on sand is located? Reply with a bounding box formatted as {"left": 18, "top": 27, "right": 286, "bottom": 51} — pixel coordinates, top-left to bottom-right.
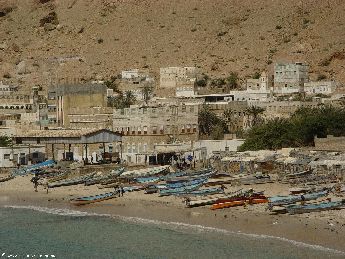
{"left": 48, "top": 173, "right": 95, "bottom": 188}
{"left": 0, "top": 174, "right": 14, "bottom": 183}
{"left": 70, "top": 191, "right": 119, "bottom": 205}
{"left": 267, "top": 190, "right": 328, "bottom": 209}
{"left": 211, "top": 195, "right": 268, "bottom": 210}
{"left": 286, "top": 199, "right": 345, "bottom": 214}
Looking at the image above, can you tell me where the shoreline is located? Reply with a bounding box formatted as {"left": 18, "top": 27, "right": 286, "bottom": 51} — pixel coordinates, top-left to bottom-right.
{"left": 1, "top": 176, "right": 345, "bottom": 253}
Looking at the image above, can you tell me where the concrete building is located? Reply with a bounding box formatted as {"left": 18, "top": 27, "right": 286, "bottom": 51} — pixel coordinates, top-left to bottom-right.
{"left": 160, "top": 67, "right": 198, "bottom": 89}
{"left": 273, "top": 62, "right": 309, "bottom": 95}
{"left": 304, "top": 81, "right": 337, "bottom": 95}
{"left": 68, "top": 107, "right": 113, "bottom": 130}
{"left": 113, "top": 103, "right": 199, "bottom": 164}
{"left": 0, "top": 145, "right": 45, "bottom": 167}
{"left": 176, "top": 86, "right": 196, "bottom": 97}
{"left": 47, "top": 83, "right": 107, "bottom": 127}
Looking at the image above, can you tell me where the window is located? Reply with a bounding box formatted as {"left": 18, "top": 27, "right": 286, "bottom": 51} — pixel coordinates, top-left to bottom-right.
{"left": 152, "top": 126, "right": 157, "bottom": 134}
{"left": 137, "top": 126, "right": 141, "bottom": 135}
{"left": 186, "top": 124, "right": 191, "bottom": 133}
{"left": 160, "top": 126, "right": 164, "bottom": 134}
{"left": 193, "top": 125, "right": 197, "bottom": 133}
{"left": 4, "top": 154, "right": 10, "bottom": 160}
{"left": 143, "top": 126, "right": 148, "bottom": 134}
{"left": 143, "top": 144, "right": 147, "bottom": 152}
{"left": 181, "top": 125, "right": 185, "bottom": 133}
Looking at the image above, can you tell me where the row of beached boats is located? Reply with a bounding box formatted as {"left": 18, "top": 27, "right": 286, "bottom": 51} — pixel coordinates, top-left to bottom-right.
{"left": 2, "top": 160, "right": 345, "bottom": 214}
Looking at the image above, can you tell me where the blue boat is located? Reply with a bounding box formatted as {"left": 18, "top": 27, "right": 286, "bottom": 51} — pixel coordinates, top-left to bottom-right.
{"left": 268, "top": 190, "right": 328, "bottom": 209}
{"left": 12, "top": 160, "right": 55, "bottom": 176}
{"left": 172, "top": 187, "right": 225, "bottom": 196}
{"left": 159, "top": 183, "right": 203, "bottom": 196}
{"left": 70, "top": 191, "right": 119, "bottom": 205}
{"left": 286, "top": 199, "right": 345, "bottom": 214}
{"left": 166, "top": 177, "right": 208, "bottom": 189}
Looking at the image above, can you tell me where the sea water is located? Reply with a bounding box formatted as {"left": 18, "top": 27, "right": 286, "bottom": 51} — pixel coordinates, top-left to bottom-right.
{"left": 0, "top": 206, "right": 344, "bottom": 259}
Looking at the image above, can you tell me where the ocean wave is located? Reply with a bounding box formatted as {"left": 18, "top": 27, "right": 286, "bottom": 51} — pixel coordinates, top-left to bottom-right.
{"left": 3, "top": 204, "right": 345, "bottom": 256}
{"left": 3, "top": 205, "right": 111, "bottom": 218}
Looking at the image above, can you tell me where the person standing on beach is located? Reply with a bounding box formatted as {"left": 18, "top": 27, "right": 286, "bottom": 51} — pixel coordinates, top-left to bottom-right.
{"left": 30, "top": 174, "right": 40, "bottom": 192}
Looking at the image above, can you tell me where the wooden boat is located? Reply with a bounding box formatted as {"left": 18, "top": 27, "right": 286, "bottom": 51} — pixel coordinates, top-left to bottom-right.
{"left": 70, "top": 191, "right": 119, "bottom": 205}
{"left": 0, "top": 174, "right": 14, "bottom": 183}
{"left": 173, "top": 187, "right": 225, "bottom": 197}
{"left": 286, "top": 199, "right": 345, "bottom": 215}
{"left": 85, "top": 167, "right": 124, "bottom": 186}
{"left": 211, "top": 195, "right": 267, "bottom": 210}
{"left": 211, "top": 200, "right": 246, "bottom": 210}
{"left": 166, "top": 177, "right": 208, "bottom": 189}
{"left": 48, "top": 173, "right": 96, "bottom": 188}
{"left": 267, "top": 190, "right": 328, "bottom": 209}
{"left": 186, "top": 188, "right": 249, "bottom": 208}
{"left": 135, "top": 175, "right": 161, "bottom": 184}
{"left": 120, "top": 165, "right": 169, "bottom": 178}
{"left": 12, "top": 160, "right": 55, "bottom": 176}
{"left": 159, "top": 183, "right": 203, "bottom": 196}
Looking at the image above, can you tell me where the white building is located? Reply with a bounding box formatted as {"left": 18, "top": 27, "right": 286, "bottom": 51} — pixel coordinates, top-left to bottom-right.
{"left": 176, "top": 86, "right": 196, "bottom": 97}
{"left": 0, "top": 145, "right": 45, "bottom": 167}
{"left": 121, "top": 69, "right": 140, "bottom": 79}
{"left": 304, "top": 81, "right": 336, "bottom": 95}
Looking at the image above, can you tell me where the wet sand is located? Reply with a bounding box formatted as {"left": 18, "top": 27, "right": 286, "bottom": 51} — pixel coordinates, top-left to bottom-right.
{"left": 1, "top": 176, "right": 345, "bottom": 252}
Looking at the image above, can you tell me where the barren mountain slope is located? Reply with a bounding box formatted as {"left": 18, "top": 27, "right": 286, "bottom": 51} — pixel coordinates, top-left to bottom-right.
{"left": 1, "top": 0, "right": 345, "bottom": 89}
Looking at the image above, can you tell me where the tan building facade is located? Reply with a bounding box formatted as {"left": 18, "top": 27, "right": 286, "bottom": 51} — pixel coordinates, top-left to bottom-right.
{"left": 113, "top": 103, "right": 199, "bottom": 164}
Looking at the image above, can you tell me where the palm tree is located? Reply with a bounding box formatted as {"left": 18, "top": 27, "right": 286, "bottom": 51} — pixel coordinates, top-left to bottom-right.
{"left": 246, "top": 106, "right": 265, "bottom": 127}
{"left": 124, "top": 91, "right": 136, "bottom": 107}
{"left": 223, "top": 108, "right": 234, "bottom": 133}
{"left": 141, "top": 84, "right": 153, "bottom": 105}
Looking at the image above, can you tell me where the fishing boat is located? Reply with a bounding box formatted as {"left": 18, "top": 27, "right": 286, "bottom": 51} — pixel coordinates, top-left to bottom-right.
{"left": 85, "top": 167, "right": 124, "bottom": 186}
{"left": 185, "top": 188, "right": 249, "bottom": 208}
{"left": 211, "top": 195, "right": 268, "bottom": 210}
{"left": 0, "top": 174, "right": 14, "bottom": 183}
{"left": 12, "top": 160, "right": 56, "bottom": 176}
{"left": 48, "top": 173, "right": 96, "bottom": 188}
{"left": 70, "top": 191, "right": 119, "bottom": 205}
{"left": 173, "top": 187, "right": 225, "bottom": 197}
{"left": 135, "top": 175, "right": 161, "bottom": 184}
{"left": 120, "top": 165, "right": 169, "bottom": 178}
{"left": 166, "top": 177, "right": 208, "bottom": 189}
{"left": 286, "top": 199, "right": 345, "bottom": 214}
{"left": 267, "top": 190, "right": 328, "bottom": 209}
{"left": 159, "top": 183, "right": 203, "bottom": 196}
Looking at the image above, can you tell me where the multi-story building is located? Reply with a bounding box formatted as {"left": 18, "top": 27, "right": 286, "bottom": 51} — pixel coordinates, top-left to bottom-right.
{"left": 273, "top": 62, "right": 309, "bottom": 95}
{"left": 160, "top": 67, "right": 198, "bottom": 89}
{"left": 47, "top": 83, "right": 107, "bottom": 127}
{"left": 68, "top": 107, "right": 113, "bottom": 130}
{"left": 113, "top": 103, "right": 199, "bottom": 164}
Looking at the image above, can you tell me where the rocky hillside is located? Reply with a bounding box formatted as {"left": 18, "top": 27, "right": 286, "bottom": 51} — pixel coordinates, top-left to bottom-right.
{"left": 1, "top": 0, "right": 345, "bottom": 89}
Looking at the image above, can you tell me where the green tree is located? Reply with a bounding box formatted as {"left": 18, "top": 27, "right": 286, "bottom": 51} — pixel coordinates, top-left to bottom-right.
{"left": 226, "top": 72, "right": 239, "bottom": 89}
{"left": 124, "top": 91, "right": 136, "bottom": 107}
{"left": 141, "top": 84, "right": 153, "bottom": 105}
{"left": 246, "top": 106, "right": 265, "bottom": 127}
{"left": 198, "top": 105, "right": 228, "bottom": 139}
{"left": 239, "top": 106, "right": 345, "bottom": 151}
{"left": 0, "top": 136, "right": 11, "bottom": 147}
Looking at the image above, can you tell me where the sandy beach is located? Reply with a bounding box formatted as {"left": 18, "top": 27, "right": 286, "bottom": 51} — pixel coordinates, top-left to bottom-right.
{"left": 1, "top": 175, "right": 344, "bottom": 253}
